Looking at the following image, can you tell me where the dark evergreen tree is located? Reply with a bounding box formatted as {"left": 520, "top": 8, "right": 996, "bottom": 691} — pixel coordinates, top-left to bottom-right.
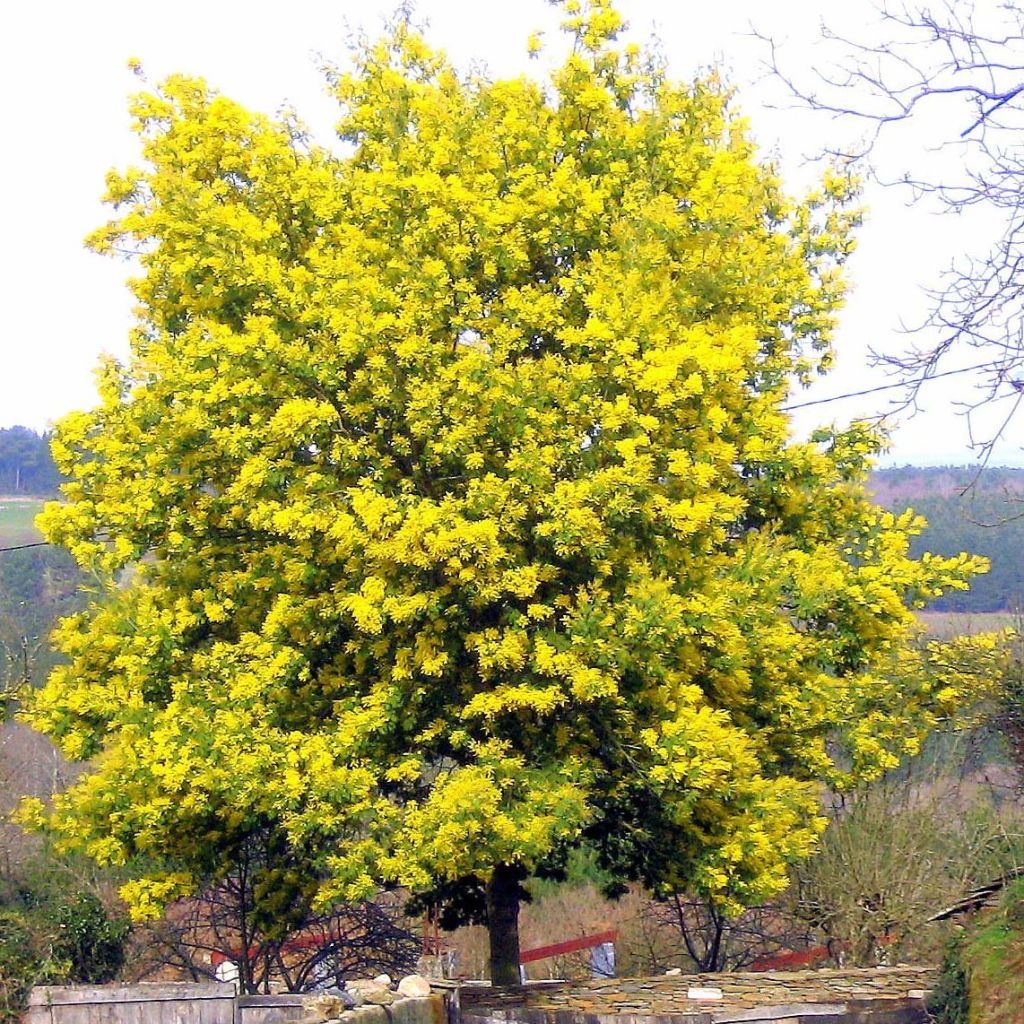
{"left": 0, "top": 428, "right": 61, "bottom": 496}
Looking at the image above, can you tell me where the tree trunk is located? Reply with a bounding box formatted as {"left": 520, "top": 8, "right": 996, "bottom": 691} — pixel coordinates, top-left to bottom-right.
{"left": 486, "top": 864, "right": 522, "bottom": 986}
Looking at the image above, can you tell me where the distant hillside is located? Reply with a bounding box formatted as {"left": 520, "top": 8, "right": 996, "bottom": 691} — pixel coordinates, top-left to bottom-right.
{"left": 869, "top": 465, "right": 1024, "bottom": 504}
{"left": 870, "top": 466, "right": 1024, "bottom": 613}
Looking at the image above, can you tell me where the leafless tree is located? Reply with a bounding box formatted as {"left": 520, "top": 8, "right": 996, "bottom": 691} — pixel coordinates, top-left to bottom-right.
{"left": 129, "top": 832, "right": 419, "bottom": 993}
{"left": 0, "top": 626, "right": 41, "bottom": 709}
{"left": 133, "top": 890, "right": 419, "bottom": 994}
{"left": 761, "top": 1, "right": 1024, "bottom": 463}
{"left": 654, "top": 894, "right": 815, "bottom": 973}
{"left": 0, "top": 722, "right": 79, "bottom": 878}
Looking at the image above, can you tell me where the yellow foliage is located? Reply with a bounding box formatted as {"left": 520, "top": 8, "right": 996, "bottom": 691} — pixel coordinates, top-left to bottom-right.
{"left": 24, "top": 0, "right": 985, "bottom": 923}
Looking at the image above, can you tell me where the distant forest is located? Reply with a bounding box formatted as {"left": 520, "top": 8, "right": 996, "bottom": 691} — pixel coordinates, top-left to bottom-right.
{"left": 0, "top": 426, "right": 61, "bottom": 496}
{"left": 871, "top": 466, "right": 1024, "bottom": 613}
{"left": 0, "top": 427, "right": 1021, "bottom": 613}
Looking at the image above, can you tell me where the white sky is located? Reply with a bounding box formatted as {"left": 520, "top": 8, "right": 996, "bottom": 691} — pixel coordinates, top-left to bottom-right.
{"left": 1, "top": 0, "right": 1020, "bottom": 467}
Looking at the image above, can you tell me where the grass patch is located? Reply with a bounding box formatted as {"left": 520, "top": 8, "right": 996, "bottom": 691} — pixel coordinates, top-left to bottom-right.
{"left": 958, "top": 879, "right": 1024, "bottom": 1023}
{"left": 0, "top": 499, "right": 45, "bottom": 546}
{"left": 917, "top": 610, "right": 1014, "bottom": 638}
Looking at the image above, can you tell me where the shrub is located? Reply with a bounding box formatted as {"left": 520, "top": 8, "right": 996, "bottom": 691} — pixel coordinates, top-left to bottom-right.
{"left": 48, "top": 891, "right": 129, "bottom": 985}
{"left": 927, "top": 937, "right": 970, "bottom": 1024}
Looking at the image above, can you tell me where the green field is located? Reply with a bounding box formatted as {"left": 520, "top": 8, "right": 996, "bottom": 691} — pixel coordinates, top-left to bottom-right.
{"left": 917, "top": 609, "right": 1016, "bottom": 638}
{"left": 0, "top": 498, "right": 45, "bottom": 545}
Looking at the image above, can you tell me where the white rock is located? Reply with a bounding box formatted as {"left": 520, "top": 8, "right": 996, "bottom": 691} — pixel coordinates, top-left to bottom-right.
{"left": 664, "top": 968, "right": 682, "bottom": 976}
{"left": 374, "top": 974, "right": 393, "bottom": 988}
{"left": 687, "top": 987, "right": 722, "bottom": 1001}
{"left": 397, "top": 975, "right": 432, "bottom": 999}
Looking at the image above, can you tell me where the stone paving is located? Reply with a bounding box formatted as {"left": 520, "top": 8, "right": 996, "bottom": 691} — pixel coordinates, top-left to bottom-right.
{"left": 459, "top": 967, "right": 937, "bottom": 1023}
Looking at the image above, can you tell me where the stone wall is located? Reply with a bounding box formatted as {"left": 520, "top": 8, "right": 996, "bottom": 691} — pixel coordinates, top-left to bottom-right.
{"left": 27, "top": 969, "right": 935, "bottom": 1024}
{"left": 458, "top": 968, "right": 936, "bottom": 1024}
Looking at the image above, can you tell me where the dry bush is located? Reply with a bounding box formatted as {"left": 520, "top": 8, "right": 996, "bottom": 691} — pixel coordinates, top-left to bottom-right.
{"left": 789, "top": 780, "right": 1024, "bottom": 967}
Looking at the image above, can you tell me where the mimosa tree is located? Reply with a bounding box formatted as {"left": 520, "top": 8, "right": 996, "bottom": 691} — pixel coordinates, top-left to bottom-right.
{"left": 25, "top": 0, "right": 985, "bottom": 985}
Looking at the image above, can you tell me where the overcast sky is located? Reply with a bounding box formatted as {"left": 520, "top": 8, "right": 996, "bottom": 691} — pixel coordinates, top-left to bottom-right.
{"left": 2, "top": 0, "right": 1020, "bottom": 467}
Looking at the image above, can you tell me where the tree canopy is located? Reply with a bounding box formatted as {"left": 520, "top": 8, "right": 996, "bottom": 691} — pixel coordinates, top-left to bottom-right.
{"left": 23, "top": 0, "right": 988, "bottom": 984}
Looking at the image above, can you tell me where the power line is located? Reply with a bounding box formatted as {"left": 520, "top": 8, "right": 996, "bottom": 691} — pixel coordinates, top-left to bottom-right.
{"left": 0, "top": 541, "right": 50, "bottom": 554}
{"left": 781, "top": 359, "right": 1011, "bottom": 412}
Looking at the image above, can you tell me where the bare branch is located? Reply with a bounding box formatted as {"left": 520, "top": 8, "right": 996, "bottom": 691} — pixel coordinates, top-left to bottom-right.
{"left": 759, "top": 1, "right": 1024, "bottom": 458}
